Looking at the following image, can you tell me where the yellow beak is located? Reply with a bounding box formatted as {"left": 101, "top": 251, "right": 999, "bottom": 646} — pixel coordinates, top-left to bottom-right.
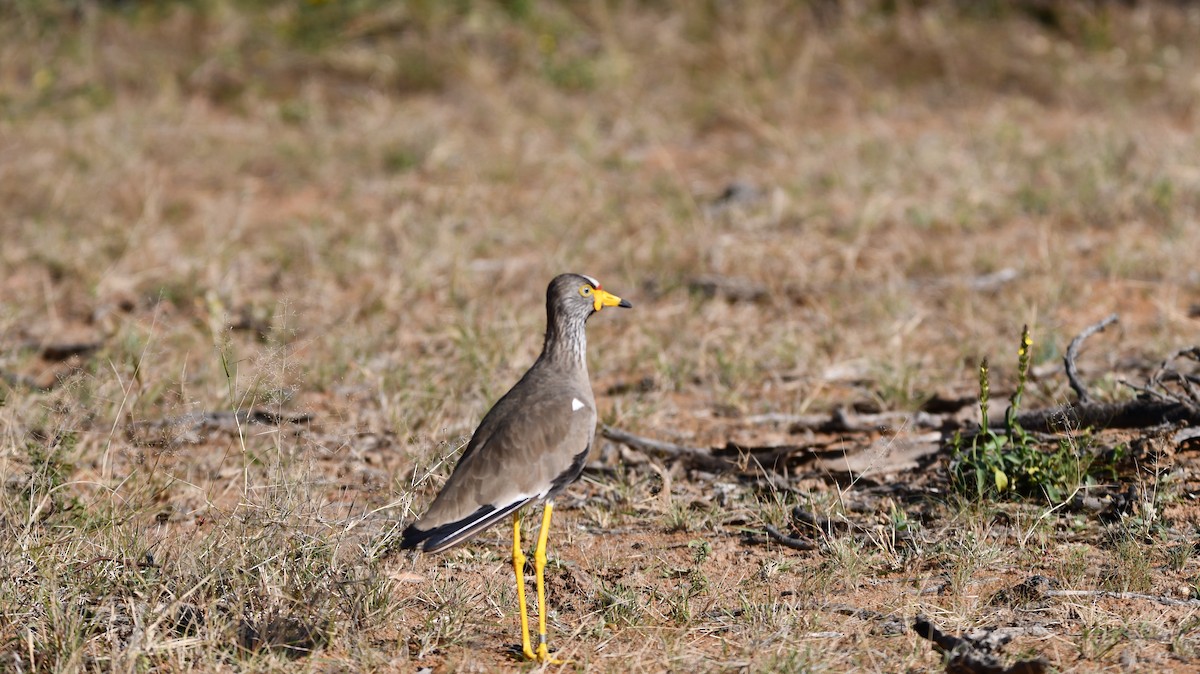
{"left": 593, "top": 288, "right": 632, "bottom": 312}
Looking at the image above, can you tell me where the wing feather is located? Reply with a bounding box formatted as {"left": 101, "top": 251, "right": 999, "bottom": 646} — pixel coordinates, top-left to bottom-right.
{"left": 402, "top": 371, "right": 596, "bottom": 550}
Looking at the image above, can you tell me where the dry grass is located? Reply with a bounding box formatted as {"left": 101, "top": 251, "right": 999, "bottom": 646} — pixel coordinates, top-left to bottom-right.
{"left": 3, "top": 1, "right": 1200, "bottom": 671}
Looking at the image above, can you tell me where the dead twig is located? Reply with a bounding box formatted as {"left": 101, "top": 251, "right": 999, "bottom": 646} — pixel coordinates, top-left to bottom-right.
{"left": 688, "top": 274, "right": 768, "bottom": 303}
{"left": 1044, "top": 589, "right": 1200, "bottom": 608}
{"left": 7, "top": 340, "right": 103, "bottom": 361}
{"left": 34, "top": 341, "right": 103, "bottom": 361}
{"left": 1150, "top": 346, "right": 1200, "bottom": 404}
{"left": 1, "top": 370, "right": 51, "bottom": 391}
{"left": 0, "top": 367, "right": 88, "bottom": 392}
{"left": 764, "top": 524, "right": 818, "bottom": 551}
{"left": 1002, "top": 398, "right": 1200, "bottom": 434}
{"left": 126, "top": 409, "right": 314, "bottom": 446}
{"left": 786, "top": 408, "right": 946, "bottom": 434}
{"left": 601, "top": 426, "right": 730, "bottom": 471}
{"left": 1064, "top": 314, "right": 1118, "bottom": 404}
{"left": 1, "top": 340, "right": 104, "bottom": 392}
{"left": 913, "top": 615, "right": 1048, "bottom": 674}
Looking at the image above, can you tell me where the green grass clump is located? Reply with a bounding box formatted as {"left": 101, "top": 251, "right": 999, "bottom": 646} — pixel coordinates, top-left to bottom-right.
{"left": 950, "top": 326, "right": 1120, "bottom": 503}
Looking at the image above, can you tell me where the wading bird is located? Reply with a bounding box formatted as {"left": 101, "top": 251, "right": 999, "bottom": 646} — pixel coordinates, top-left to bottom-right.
{"left": 400, "top": 273, "right": 631, "bottom": 663}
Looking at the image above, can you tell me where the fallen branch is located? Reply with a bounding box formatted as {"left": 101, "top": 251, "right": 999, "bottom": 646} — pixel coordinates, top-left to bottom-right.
{"left": 0, "top": 367, "right": 86, "bottom": 392}
{"left": 786, "top": 408, "right": 947, "bottom": 434}
{"left": 611, "top": 332, "right": 1200, "bottom": 480}
{"left": 1063, "top": 313, "right": 1118, "bottom": 404}
{"left": 999, "top": 398, "right": 1200, "bottom": 434}
{"left": 600, "top": 425, "right": 731, "bottom": 471}
{"left": 8, "top": 340, "right": 104, "bottom": 361}
{"left": 34, "top": 341, "right": 104, "bottom": 361}
{"left": 607, "top": 422, "right": 945, "bottom": 479}
{"left": 1, "top": 370, "right": 52, "bottom": 391}
{"left": 913, "top": 615, "right": 1048, "bottom": 674}
{"left": 764, "top": 524, "right": 818, "bottom": 551}
{"left": 727, "top": 408, "right": 947, "bottom": 433}
{"left": 127, "top": 409, "right": 314, "bottom": 446}
{"left": 1150, "top": 346, "right": 1200, "bottom": 404}
{"left": 1, "top": 340, "right": 103, "bottom": 392}
{"left": 688, "top": 275, "right": 768, "bottom": 303}
{"left": 1044, "top": 589, "right": 1200, "bottom": 608}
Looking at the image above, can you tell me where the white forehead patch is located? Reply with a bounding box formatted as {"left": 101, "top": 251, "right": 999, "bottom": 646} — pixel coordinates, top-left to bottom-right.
{"left": 571, "top": 398, "right": 585, "bottom": 412}
{"left": 580, "top": 274, "right": 599, "bottom": 287}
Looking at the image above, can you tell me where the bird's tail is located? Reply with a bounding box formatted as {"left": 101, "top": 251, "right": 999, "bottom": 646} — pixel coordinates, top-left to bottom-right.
{"left": 399, "top": 498, "right": 532, "bottom": 553}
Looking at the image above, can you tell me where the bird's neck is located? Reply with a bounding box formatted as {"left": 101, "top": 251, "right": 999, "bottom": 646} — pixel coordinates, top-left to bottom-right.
{"left": 541, "top": 316, "right": 588, "bottom": 369}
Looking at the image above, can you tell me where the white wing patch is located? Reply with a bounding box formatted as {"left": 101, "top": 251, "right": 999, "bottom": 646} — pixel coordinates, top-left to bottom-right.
{"left": 571, "top": 398, "right": 585, "bottom": 412}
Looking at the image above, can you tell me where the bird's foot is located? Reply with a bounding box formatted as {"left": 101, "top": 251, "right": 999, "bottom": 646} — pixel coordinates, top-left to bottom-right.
{"left": 534, "top": 642, "right": 566, "bottom": 665}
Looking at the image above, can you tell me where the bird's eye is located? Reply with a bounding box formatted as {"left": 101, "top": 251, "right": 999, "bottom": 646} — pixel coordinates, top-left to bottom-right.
{"left": 579, "top": 285, "right": 593, "bottom": 296}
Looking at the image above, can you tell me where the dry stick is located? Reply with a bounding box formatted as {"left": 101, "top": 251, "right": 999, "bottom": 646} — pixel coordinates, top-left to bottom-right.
{"left": 604, "top": 422, "right": 930, "bottom": 478}
{"left": 33, "top": 341, "right": 103, "bottom": 361}
{"left": 1170, "top": 371, "right": 1200, "bottom": 404}
{"left": 691, "top": 409, "right": 948, "bottom": 432}
{"left": 1006, "top": 398, "right": 1200, "bottom": 434}
{"left": 786, "top": 408, "right": 946, "bottom": 433}
{"left": 604, "top": 426, "right": 842, "bottom": 475}
{"left": 1, "top": 340, "right": 104, "bottom": 391}
{"left": 1064, "top": 313, "right": 1118, "bottom": 404}
{"left": 600, "top": 425, "right": 729, "bottom": 471}
{"left": 912, "top": 615, "right": 1049, "bottom": 674}
{"left": 990, "top": 319, "right": 1200, "bottom": 433}
{"left": 131, "top": 409, "right": 313, "bottom": 432}
{"left": 0, "top": 370, "right": 51, "bottom": 391}
{"left": 764, "top": 525, "right": 818, "bottom": 551}
{"left": 126, "top": 409, "right": 314, "bottom": 447}
{"left": 4, "top": 340, "right": 103, "bottom": 361}
{"left": 1151, "top": 346, "right": 1200, "bottom": 403}
{"left": 1045, "top": 589, "right": 1200, "bottom": 608}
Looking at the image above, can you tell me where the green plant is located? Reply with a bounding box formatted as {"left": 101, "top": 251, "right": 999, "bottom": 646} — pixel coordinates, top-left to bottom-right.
{"left": 1166, "top": 543, "right": 1194, "bottom": 574}
{"left": 597, "top": 581, "right": 642, "bottom": 627}
{"left": 1056, "top": 545, "right": 1091, "bottom": 584}
{"left": 1102, "top": 532, "right": 1154, "bottom": 594}
{"left": 21, "top": 432, "right": 81, "bottom": 524}
{"left": 667, "top": 568, "right": 708, "bottom": 626}
{"left": 1077, "top": 624, "right": 1127, "bottom": 661}
{"left": 950, "top": 326, "right": 1119, "bottom": 503}
{"left": 1170, "top": 616, "right": 1200, "bottom": 659}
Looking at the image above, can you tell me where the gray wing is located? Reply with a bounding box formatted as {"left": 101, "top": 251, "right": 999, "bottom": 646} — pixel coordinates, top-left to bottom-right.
{"left": 401, "top": 378, "right": 596, "bottom": 552}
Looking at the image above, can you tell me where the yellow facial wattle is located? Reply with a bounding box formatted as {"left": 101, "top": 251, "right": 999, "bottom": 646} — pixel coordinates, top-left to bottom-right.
{"left": 592, "top": 288, "right": 626, "bottom": 312}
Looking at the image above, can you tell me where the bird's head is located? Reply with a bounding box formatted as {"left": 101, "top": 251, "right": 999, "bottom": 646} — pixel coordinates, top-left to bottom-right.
{"left": 547, "top": 273, "right": 632, "bottom": 324}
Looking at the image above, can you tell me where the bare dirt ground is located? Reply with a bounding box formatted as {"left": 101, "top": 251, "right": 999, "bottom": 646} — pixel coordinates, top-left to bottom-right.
{"left": 2, "top": 2, "right": 1200, "bottom": 672}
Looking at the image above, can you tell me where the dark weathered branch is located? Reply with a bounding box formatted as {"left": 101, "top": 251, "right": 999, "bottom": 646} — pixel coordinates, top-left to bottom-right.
{"left": 8, "top": 340, "right": 103, "bottom": 361}
{"left": 0, "top": 368, "right": 85, "bottom": 392}
{"left": 998, "top": 398, "right": 1200, "bottom": 433}
{"left": 135, "top": 409, "right": 313, "bottom": 430}
{"left": 1045, "top": 589, "right": 1200, "bottom": 608}
{"left": 600, "top": 426, "right": 731, "bottom": 471}
{"left": 1, "top": 370, "right": 51, "bottom": 391}
{"left": 1, "top": 340, "right": 104, "bottom": 392}
{"left": 913, "top": 615, "right": 1049, "bottom": 674}
{"left": 764, "top": 525, "right": 818, "bottom": 551}
{"left": 786, "top": 408, "right": 946, "bottom": 434}
{"left": 1150, "top": 347, "right": 1200, "bottom": 404}
{"left": 741, "top": 409, "right": 948, "bottom": 433}
{"left": 604, "top": 425, "right": 884, "bottom": 474}
{"left": 688, "top": 275, "right": 768, "bottom": 303}
{"left": 127, "top": 409, "right": 314, "bottom": 446}
{"left": 1064, "top": 314, "right": 1118, "bottom": 404}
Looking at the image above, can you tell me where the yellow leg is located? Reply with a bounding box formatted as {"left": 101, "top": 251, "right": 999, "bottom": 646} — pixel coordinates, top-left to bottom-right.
{"left": 512, "top": 511, "right": 536, "bottom": 660}
{"left": 533, "top": 502, "right": 565, "bottom": 664}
